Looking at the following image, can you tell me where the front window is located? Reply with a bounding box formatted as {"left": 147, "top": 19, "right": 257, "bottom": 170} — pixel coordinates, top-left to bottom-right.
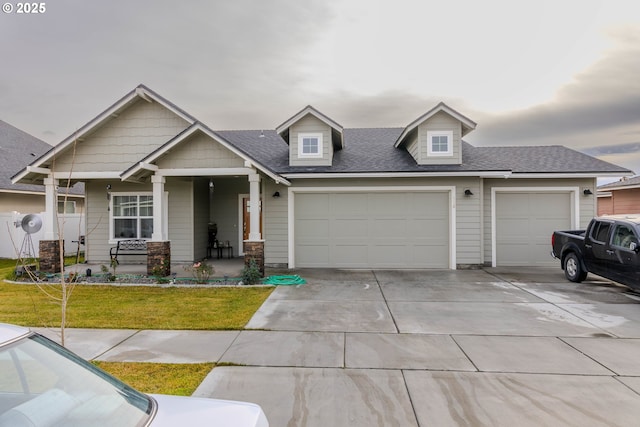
{"left": 0, "top": 334, "right": 152, "bottom": 426}
{"left": 298, "top": 133, "right": 323, "bottom": 158}
{"left": 58, "top": 200, "right": 76, "bottom": 214}
{"left": 427, "top": 131, "right": 453, "bottom": 156}
{"left": 112, "top": 194, "right": 153, "bottom": 240}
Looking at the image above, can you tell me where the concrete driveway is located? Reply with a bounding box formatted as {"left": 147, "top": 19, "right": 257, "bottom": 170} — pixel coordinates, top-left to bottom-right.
{"left": 193, "top": 267, "right": 640, "bottom": 427}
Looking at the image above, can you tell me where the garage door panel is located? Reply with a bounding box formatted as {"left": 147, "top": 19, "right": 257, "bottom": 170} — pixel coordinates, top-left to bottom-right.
{"left": 334, "top": 245, "right": 368, "bottom": 266}
{"left": 411, "top": 218, "right": 449, "bottom": 239}
{"left": 296, "top": 245, "right": 330, "bottom": 266}
{"left": 332, "top": 193, "right": 367, "bottom": 214}
{"left": 374, "top": 218, "right": 408, "bottom": 238}
{"left": 410, "top": 245, "right": 449, "bottom": 267}
{"left": 333, "top": 219, "right": 367, "bottom": 237}
{"left": 296, "top": 193, "right": 329, "bottom": 214}
{"left": 295, "top": 191, "right": 451, "bottom": 268}
{"left": 296, "top": 219, "right": 329, "bottom": 237}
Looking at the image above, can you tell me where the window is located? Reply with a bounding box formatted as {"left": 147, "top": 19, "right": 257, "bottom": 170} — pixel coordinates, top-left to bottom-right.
{"left": 57, "top": 200, "right": 76, "bottom": 214}
{"left": 590, "top": 221, "right": 612, "bottom": 243}
{"left": 298, "top": 133, "right": 323, "bottom": 158}
{"left": 612, "top": 224, "right": 639, "bottom": 250}
{"left": 111, "top": 194, "right": 153, "bottom": 240}
{"left": 427, "top": 130, "right": 453, "bottom": 156}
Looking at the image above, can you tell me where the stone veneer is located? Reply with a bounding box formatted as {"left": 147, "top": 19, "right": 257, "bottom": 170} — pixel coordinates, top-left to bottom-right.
{"left": 39, "top": 240, "right": 62, "bottom": 273}
{"left": 243, "top": 240, "right": 264, "bottom": 276}
{"left": 147, "top": 241, "right": 171, "bottom": 276}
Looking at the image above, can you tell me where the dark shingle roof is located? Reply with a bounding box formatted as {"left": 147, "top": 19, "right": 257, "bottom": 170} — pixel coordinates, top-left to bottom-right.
{"left": 0, "top": 120, "right": 83, "bottom": 194}
{"left": 217, "top": 128, "right": 631, "bottom": 176}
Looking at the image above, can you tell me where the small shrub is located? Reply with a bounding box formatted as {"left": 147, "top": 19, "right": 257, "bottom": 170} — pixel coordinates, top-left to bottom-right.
{"left": 184, "top": 261, "right": 214, "bottom": 284}
{"left": 241, "top": 259, "right": 262, "bottom": 285}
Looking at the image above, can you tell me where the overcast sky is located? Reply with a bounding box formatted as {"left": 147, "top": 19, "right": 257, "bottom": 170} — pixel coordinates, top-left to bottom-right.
{"left": 1, "top": 0, "right": 639, "bottom": 179}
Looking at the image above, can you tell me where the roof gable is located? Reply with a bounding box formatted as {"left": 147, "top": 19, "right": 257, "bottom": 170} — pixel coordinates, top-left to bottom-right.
{"left": 276, "top": 105, "right": 344, "bottom": 150}
{"left": 394, "top": 102, "right": 476, "bottom": 148}
{"left": 12, "top": 84, "right": 197, "bottom": 185}
{"left": 121, "top": 122, "right": 289, "bottom": 185}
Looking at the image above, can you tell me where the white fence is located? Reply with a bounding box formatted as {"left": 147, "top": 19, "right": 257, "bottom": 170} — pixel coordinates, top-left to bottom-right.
{"left": 0, "top": 212, "right": 86, "bottom": 259}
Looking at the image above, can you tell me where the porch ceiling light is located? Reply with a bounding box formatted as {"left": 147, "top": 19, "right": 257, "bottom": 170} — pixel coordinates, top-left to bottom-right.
{"left": 209, "top": 179, "right": 214, "bottom": 191}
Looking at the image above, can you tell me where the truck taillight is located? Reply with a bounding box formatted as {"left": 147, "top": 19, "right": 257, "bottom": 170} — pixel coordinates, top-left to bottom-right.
{"left": 551, "top": 233, "right": 555, "bottom": 248}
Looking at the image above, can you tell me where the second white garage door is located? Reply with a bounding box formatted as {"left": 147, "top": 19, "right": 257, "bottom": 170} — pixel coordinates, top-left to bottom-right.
{"left": 294, "top": 191, "right": 451, "bottom": 268}
{"left": 494, "top": 191, "right": 573, "bottom": 266}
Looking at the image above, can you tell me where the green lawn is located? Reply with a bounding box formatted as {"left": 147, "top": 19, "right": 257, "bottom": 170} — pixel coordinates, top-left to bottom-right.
{"left": 0, "top": 257, "right": 272, "bottom": 395}
{"left": 0, "top": 258, "right": 272, "bottom": 330}
{"left": 94, "top": 362, "right": 215, "bottom": 396}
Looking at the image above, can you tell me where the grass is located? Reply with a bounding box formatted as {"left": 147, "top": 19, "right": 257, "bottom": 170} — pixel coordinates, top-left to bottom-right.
{"left": 94, "top": 362, "right": 215, "bottom": 396}
{"left": 0, "top": 257, "right": 272, "bottom": 395}
{"left": 0, "top": 257, "right": 273, "bottom": 329}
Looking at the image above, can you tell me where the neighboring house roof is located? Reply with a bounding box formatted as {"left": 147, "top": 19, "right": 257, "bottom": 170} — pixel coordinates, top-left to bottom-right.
{"left": 0, "top": 120, "right": 83, "bottom": 196}
{"left": 598, "top": 175, "right": 640, "bottom": 191}
{"left": 219, "top": 128, "right": 631, "bottom": 177}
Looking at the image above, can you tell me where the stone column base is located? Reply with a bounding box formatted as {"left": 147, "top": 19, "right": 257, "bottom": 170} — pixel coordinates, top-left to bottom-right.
{"left": 243, "top": 240, "right": 264, "bottom": 276}
{"left": 147, "top": 241, "right": 171, "bottom": 276}
{"left": 39, "top": 240, "right": 62, "bottom": 273}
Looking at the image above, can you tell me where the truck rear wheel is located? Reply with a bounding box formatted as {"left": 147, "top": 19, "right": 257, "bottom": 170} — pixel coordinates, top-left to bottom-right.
{"left": 564, "top": 253, "right": 587, "bottom": 282}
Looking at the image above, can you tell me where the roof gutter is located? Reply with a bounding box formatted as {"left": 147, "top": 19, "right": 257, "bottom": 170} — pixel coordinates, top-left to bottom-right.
{"left": 282, "top": 171, "right": 512, "bottom": 179}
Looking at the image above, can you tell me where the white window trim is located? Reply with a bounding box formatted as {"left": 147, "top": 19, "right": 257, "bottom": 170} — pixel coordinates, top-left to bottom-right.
{"left": 109, "top": 192, "right": 153, "bottom": 243}
{"left": 297, "top": 132, "right": 323, "bottom": 158}
{"left": 427, "top": 130, "right": 453, "bottom": 157}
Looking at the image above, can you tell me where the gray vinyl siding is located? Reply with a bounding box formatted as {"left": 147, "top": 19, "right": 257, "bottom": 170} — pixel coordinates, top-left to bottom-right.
{"left": 55, "top": 99, "right": 190, "bottom": 173}
{"left": 166, "top": 178, "right": 193, "bottom": 262}
{"left": 405, "top": 132, "right": 419, "bottom": 163}
{"left": 417, "top": 111, "right": 462, "bottom": 165}
{"left": 289, "top": 115, "right": 332, "bottom": 166}
{"left": 155, "top": 132, "right": 245, "bottom": 169}
{"left": 264, "top": 180, "right": 289, "bottom": 266}
{"left": 482, "top": 177, "right": 596, "bottom": 265}
{"left": 193, "top": 179, "right": 209, "bottom": 261}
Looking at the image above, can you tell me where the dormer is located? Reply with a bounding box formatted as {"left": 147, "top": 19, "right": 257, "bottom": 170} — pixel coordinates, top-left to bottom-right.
{"left": 394, "top": 102, "right": 476, "bottom": 165}
{"left": 276, "top": 106, "right": 344, "bottom": 167}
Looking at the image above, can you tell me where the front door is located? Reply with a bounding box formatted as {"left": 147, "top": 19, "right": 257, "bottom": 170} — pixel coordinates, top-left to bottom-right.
{"left": 242, "top": 196, "right": 262, "bottom": 240}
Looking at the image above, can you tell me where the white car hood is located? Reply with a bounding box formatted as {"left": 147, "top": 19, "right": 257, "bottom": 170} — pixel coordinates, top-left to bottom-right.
{"left": 149, "top": 394, "right": 268, "bottom": 427}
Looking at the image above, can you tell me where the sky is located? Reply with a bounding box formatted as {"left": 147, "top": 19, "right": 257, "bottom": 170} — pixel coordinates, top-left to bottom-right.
{"left": 1, "top": 0, "right": 639, "bottom": 181}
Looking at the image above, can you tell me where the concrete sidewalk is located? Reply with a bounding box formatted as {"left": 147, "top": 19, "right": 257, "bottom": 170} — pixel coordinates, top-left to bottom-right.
{"left": 34, "top": 267, "right": 640, "bottom": 426}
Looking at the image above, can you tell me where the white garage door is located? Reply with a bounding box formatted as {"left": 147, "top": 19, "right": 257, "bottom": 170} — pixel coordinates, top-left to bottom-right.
{"left": 495, "top": 192, "right": 572, "bottom": 266}
{"left": 294, "top": 191, "right": 451, "bottom": 268}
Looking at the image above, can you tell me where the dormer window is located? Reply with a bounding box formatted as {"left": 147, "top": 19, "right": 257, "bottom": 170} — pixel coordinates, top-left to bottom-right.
{"left": 427, "top": 130, "right": 453, "bottom": 157}
{"left": 298, "top": 133, "right": 323, "bottom": 158}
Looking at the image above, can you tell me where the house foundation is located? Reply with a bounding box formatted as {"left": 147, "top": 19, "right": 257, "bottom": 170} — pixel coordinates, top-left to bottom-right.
{"left": 147, "top": 241, "right": 171, "bottom": 276}
{"left": 39, "top": 240, "right": 62, "bottom": 273}
{"left": 243, "top": 240, "right": 264, "bottom": 276}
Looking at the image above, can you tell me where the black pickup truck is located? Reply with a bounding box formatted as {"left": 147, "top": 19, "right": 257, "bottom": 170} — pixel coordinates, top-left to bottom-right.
{"left": 551, "top": 215, "right": 640, "bottom": 291}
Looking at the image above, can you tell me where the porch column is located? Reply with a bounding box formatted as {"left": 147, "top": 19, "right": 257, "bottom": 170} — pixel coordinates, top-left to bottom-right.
{"left": 248, "top": 173, "right": 261, "bottom": 240}
{"left": 40, "top": 176, "right": 62, "bottom": 273}
{"left": 43, "top": 177, "right": 59, "bottom": 240}
{"left": 151, "top": 175, "right": 166, "bottom": 241}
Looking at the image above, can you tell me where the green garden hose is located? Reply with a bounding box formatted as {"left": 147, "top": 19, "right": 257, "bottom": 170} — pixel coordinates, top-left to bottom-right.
{"left": 262, "top": 275, "right": 306, "bottom": 285}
